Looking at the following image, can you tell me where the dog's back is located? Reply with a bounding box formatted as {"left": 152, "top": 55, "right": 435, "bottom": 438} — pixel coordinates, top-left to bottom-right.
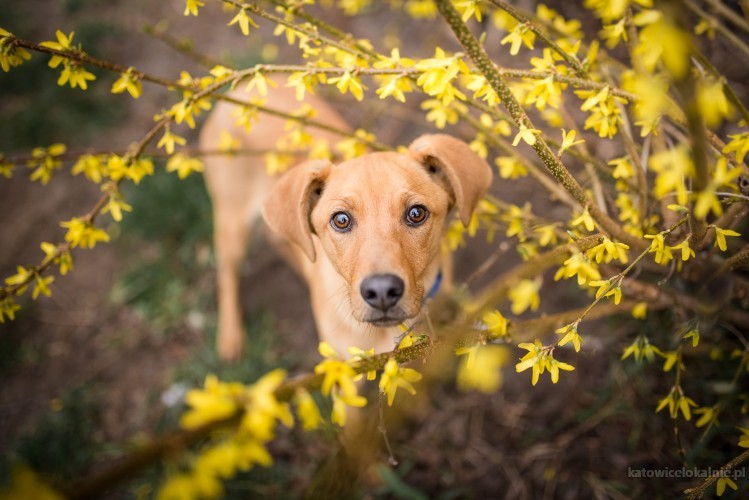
{"left": 200, "top": 81, "right": 349, "bottom": 360}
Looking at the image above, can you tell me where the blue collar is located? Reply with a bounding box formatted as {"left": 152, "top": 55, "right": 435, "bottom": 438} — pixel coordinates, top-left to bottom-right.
{"left": 424, "top": 269, "right": 443, "bottom": 303}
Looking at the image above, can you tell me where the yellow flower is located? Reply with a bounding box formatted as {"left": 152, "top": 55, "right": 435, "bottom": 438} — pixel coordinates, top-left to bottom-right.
{"left": 348, "top": 346, "right": 377, "bottom": 381}
{"left": 660, "top": 350, "right": 684, "bottom": 372}
{"left": 575, "top": 86, "right": 625, "bottom": 138}
{"left": 723, "top": 132, "right": 749, "bottom": 164}
{"left": 379, "top": 358, "right": 422, "bottom": 406}
{"left": 328, "top": 71, "right": 366, "bottom": 101}
{"left": 456, "top": 344, "right": 508, "bottom": 393}
{"left": 31, "top": 273, "right": 54, "bottom": 300}
{"left": 184, "top": 0, "right": 205, "bottom": 16}
{"left": 101, "top": 187, "right": 133, "bottom": 222}
{"left": 421, "top": 98, "right": 463, "bottom": 129}
{"left": 244, "top": 71, "right": 277, "bottom": 97}
{"left": 694, "top": 158, "right": 742, "bottom": 219}
{"left": 609, "top": 157, "right": 634, "bottom": 179}
{"left": 375, "top": 74, "right": 413, "bottom": 102}
{"left": 512, "top": 124, "right": 541, "bottom": 147}
{"left": 621, "top": 335, "right": 663, "bottom": 363}
{"left": 585, "top": 0, "right": 653, "bottom": 23}
{"left": 330, "top": 389, "right": 366, "bottom": 427}
{"left": 295, "top": 389, "right": 323, "bottom": 431}
{"left": 180, "top": 374, "right": 242, "bottom": 430}
{"left": 465, "top": 74, "right": 500, "bottom": 107}
{"left": 713, "top": 226, "right": 740, "bottom": 252}
{"left": 157, "top": 127, "right": 186, "bottom": 155}
{"left": 264, "top": 152, "right": 294, "bottom": 176}
{"left": 669, "top": 239, "right": 695, "bottom": 262}
{"left": 508, "top": 278, "right": 541, "bottom": 315}
{"left": 738, "top": 426, "right": 749, "bottom": 448}
{"left": 600, "top": 19, "right": 628, "bottom": 48}
{"left": 111, "top": 68, "right": 142, "bottom": 99}
{"left": 588, "top": 280, "right": 622, "bottom": 304}
{"left": 557, "top": 129, "right": 584, "bottom": 156}
{"left": 649, "top": 146, "right": 694, "bottom": 204}
{"left": 501, "top": 24, "right": 536, "bottom": 55}
{"left": 680, "top": 328, "right": 699, "bottom": 348}
{"left": 5, "top": 266, "right": 55, "bottom": 300}
{"left": 0, "top": 297, "right": 22, "bottom": 323}
{"left": 26, "top": 143, "right": 66, "bottom": 185}
{"left": 212, "top": 64, "right": 234, "bottom": 79}
{"left": 415, "top": 47, "right": 468, "bottom": 102}
{"left": 482, "top": 310, "right": 508, "bottom": 338}
{"left": 716, "top": 477, "right": 738, "bottom": 496}
{"left": 314, "top": 342, "right": 360, "bottom": 401}
{"left": 286, "top": 71, "right": 319, "bottom": 101}
{"left": 634, "top": 14, "right": 691, "bottom": 78}
{"left": 0, "top": 465, "right": 63, "bottom": 500}
{"left": 631, "top": 302, "right": 647, "bottom": 319}
{"left": 240, "top": 369, "right": 293, "bottom": 441}
{"left": 57, "top": 63, "right": 96, "bottom": 90}
{"left": 374, "top": 48, "right": 415, "bottom": 69}
{"left": 693, "top": 406, "right": 719, "bottom": 429}
{"left": 60, "top": 217, "right": 110, "bottom": 249}
{"left": 554, "top": 252, "right": 601, "bottom": 285}
{"left": 5, "top": 265, "right": 33, "bottom": 295}
{"left": 167, "top": 153, "right": 204, "bottom": 179}
{"left": 0, "top": 29, "right": 32, "bottom": 72}
{"left": 71, "top": 154, "right": 105, "bottom": 183}
{"left": 41, "top": 242, "right": 72, "bottom": 275}
{"left": 556, "top": 322, "right": 582, "bottom": 352}
{"left": 218, "top": 130, "right": 240, "bottom": 154}
{"left": 129, "top": 157, "right": 155, "bottom": 184}
{"left": 156, "top": 473, "right": 195, "bottom": 500}
{"left": 335, "top": 129, "right": 374, "bottom": 160}
{"left": 228, "top": 7, "right": 259, "bottom": 36}
{"left": 40, "top": 30, "right": 75, "bottom": 67}
{"left": 697, "top": 77, "right": 732, "bottom": 127}
{"left": 655, "top": 385, "right": 698, "bottom": 420}
{"left": 0, "top": 156, "right": 14, "bottom": 178}
{"left": 454, "top": 0, "right": 483, "bottom": 22}
{"left": 515, "top": 340, "right": 574, "bottom": 385}
{"left": 170, "top": 99, "right": 198, "bottom": 129}
{"left": 534, "top": 224, "right": 558, "bottom": 247}
{"left": 644, "top": 233, "right": 673, "bottom": 265}
{"left": 587, "top": 237, "right": 629, "bottom": 264}
{"left": 571, "top": 207, "right": 595, "bottom": 232}
{"left": 106, "top": 154, "right": 129, "bottom": 181}
{"left": 405, "top": 0, "right": 438, "bottom": 19}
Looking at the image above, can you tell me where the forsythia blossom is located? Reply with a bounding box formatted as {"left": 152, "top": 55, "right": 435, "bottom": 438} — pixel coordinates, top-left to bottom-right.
{"left": 456, "top": 344, "right": 508, "bottom": 393}
{"left": 515, "top": 339, "right": 574, "bottom": 386}
{"left": 379, "top": 358, "right": 422, "bottom": 406}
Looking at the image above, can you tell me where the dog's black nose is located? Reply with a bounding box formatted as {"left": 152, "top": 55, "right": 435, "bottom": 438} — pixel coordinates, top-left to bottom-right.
{"left": 360, "top": 274, "right": 404, "bottom": 311}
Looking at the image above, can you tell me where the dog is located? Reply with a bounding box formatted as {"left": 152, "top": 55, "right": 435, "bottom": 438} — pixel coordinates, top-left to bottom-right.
{"left": 200, "top": 84, "right": 492, "bottom": 361}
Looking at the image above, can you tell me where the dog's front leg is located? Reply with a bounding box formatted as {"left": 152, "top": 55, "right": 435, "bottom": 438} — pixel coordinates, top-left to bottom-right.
{"left": 213, "top": 206, "right": 250, "bottom": 361}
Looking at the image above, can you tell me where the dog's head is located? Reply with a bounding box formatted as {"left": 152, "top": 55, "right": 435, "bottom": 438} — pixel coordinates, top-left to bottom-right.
{"left": 263, "top": 134, "right": 492, "bottom": 327}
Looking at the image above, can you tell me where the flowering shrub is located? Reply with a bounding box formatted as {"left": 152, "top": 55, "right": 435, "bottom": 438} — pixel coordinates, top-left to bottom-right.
{"left": 1, "top": 0, "right": 748, "bottom": 497}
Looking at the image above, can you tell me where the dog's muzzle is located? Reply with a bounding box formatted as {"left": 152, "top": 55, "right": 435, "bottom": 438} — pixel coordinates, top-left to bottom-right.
{"left": 360, "top": 273, "right": 408, "bottom": 326}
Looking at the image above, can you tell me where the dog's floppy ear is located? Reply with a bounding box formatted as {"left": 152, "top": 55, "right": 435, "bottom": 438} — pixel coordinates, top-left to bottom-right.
{"left": 262, "top": 159, "right": 332, "bottom": 262}
{"left": 408, "top": 134, "right": 493, "bottom": 225}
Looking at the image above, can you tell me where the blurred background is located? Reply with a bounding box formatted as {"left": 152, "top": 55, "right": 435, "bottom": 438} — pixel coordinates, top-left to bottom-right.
{"left": 1, "top": 0, "right": 748, "bottom": 497}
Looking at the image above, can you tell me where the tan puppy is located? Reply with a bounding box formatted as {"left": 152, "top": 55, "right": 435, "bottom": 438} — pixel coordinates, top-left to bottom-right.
{"left": 201, "top": 86, "right": 492, "bottom": 361}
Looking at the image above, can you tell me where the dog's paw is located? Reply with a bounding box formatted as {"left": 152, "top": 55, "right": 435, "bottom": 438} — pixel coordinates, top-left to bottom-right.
{"left": 217, "top": 331, "right": 244, "bottom": 362}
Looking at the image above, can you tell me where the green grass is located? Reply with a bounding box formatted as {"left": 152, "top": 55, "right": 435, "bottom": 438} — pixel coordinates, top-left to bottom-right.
{"left": 113, "top": 167, "right": 214, "bottom": 334}
{"left": 0, "top": 386, "right": 100, "bottom": 488}
{"left": 0, "top": 16, "right": 125, "bottom": 153}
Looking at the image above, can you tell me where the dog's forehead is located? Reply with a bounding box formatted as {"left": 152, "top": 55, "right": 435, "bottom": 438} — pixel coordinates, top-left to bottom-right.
{"left": 326, "top": 152, "right": 428, "bottom": 191}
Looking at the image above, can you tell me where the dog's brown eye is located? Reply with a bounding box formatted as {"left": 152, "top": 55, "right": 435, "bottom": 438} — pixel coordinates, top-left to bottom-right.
{"left": 406, "top": 205, "right": 429, "bottom": 226}
{"left": 331, "top": 211, "right": 352, "bottom": 232}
